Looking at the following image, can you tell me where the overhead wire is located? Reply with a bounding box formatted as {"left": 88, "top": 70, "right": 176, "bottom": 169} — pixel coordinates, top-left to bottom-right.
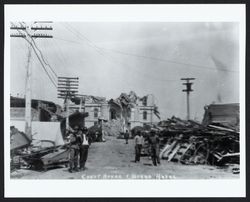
{"left": 30, "top": 38, "right": 58, "bottom": 79}
{"left": 61, "top": 23, "right": 238, "bottom": 74}
{"left": 55, "top": 23, "right": 221, "bottom": 83}
{"left": 12, "top": 23, "right": 57, "bottom": 88}
{"left": 28, "top": 40, "right": 58, "bottom": 88}
{"left": 49, "top": 39, "right": 69, "bottom": 66}
{"left": 62, "top": 23, "right": 115, "bottom": 61}
{"left": 60, "top": 23, "right": 181, "bottom": 82}
{"left": 41, "top": 39, "right": 64, "bottom": 68}
{"left": 20, "top": 22, "right": 58, "bottom": 80}
{"left": 61, "top": 23, "right": 136, "bottom": 81}
{"left": 100, "top": 48, "right": 239, "bottom": 73}
{"left": 41, "top": 38, "right": 68, "bottom": 78}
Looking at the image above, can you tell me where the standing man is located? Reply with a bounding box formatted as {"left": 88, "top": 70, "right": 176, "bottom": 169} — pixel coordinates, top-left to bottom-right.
{"left": 79, "top": 127, "right": 90, "bottom": 170}
{"left": 67, "top": 125, "right": 80, "bottom": 173}
{"left": 124, "top": 130, "right": 129, "bottom": 144}
{"left": 148, "top": 129, "right": 161, "bottom": 166}
{"left": 134, "top": 131, "right": 144, "bottom": 162}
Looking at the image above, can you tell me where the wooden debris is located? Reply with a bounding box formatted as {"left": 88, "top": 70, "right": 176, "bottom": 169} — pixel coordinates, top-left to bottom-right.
{"left": 157, "top": 116, "right": 239, "bottom": 166}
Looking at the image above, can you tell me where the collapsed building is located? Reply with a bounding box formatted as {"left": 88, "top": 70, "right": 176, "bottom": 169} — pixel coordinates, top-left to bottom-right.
{"left": 108, "top": 91, "right": 160, "bottom": 130}
{"left": 69, "top": 91, "right": 160, "bottom": 135}
{"left": 139, "top": 103, "right": 240, "bottom": 167}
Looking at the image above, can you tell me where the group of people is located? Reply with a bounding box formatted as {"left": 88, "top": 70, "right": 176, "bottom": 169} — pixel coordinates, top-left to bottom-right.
{"left": 67, "top": 125, "right": 90, "bottom": 173}
{"left": 67, "top": 125, "right": 161, "bottom": 173}
{"left": 134, "top": 130, "right": 161, "bottom": 166}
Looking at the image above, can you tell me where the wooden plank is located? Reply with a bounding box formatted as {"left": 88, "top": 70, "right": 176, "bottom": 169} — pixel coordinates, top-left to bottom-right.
{"left": 168, "top": 144, "right": 181, "bottom": 162}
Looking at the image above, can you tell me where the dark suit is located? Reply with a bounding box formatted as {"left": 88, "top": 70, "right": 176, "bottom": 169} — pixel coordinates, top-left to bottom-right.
{"left": 148, "top": 135, "right": 160, "bottom": 166}
{"left": 79, "top": 133, "right": 89, "bottom": 169}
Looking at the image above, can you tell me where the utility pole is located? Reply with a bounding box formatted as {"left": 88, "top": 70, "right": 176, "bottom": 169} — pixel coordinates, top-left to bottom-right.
{"left": 82, "top": 97, "right": 86, "bottom": 127}
{"left": 10, "top": 22, "right": 53, "bottom": 140}
{"left": 181, "top": 78, "right": 195, "bottom": 120}
{"left": 57, "top": 77, "right": 79, "bottom": 131}
{"left": 25, "top": 38, "right": 32, "bottom": 139}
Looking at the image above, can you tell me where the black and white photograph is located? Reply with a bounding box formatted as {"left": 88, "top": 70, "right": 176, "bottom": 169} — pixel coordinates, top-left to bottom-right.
{"left": 4, "top": 4, "right": 246, "bottom": 197}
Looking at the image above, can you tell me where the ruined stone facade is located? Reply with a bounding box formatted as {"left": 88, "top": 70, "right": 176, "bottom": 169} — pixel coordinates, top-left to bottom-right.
{"left": 68, "top": 94, "right": 157, "bottom": 129}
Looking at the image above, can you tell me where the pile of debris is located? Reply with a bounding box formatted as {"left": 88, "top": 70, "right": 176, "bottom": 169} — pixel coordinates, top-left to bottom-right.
{"left": 11, "top": 126, "right": 69, "bottom": 172}
{"left": 102, "top": 119, "right": 124, "bottom": 137}
{"left": 157, "top": 116, "right": 239, "bottom": 166}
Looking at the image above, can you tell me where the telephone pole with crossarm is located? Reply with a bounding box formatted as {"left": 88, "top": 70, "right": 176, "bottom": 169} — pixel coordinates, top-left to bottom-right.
{"left": 10, "top": 22, "right": 53, "bottom": 140}
{"left": 181, "top": 78, "right": 195, "bottom": 120}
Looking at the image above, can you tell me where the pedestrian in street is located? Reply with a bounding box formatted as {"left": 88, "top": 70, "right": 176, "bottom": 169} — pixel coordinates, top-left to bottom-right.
{"left": 148, "top": 129, "right": 161, "bottom": 166}
{"left": 134, "top": 131, "right": 144, "bottom": 162}
{"left": 79, "top": 127, "right": 90, "bottom": 170}
{"left": 124, "top": 130, "right": 129, "bottom": 144}
{"left": 67, "top": 125, "right": 80, "bottom": 173}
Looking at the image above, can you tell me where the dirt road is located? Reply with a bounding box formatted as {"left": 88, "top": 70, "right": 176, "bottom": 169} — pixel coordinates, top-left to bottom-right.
{"left": 11, "top": 136, "right": 239, "bottom": 179}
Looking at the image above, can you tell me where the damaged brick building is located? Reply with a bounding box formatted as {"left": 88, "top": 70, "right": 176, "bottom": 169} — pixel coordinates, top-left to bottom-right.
{"left": 69, "top": 91, "right": 160, "bottom": 130}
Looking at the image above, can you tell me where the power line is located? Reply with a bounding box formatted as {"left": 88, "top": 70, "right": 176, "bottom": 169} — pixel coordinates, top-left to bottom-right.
{"left": 21, "top": 26, "right": 58, "bottom": 79}
{"left": 61, "top": 23, "right": 130, "bottom": 76}
{"left": 101, "top": 48, "right": 239, "bottom": 73}
{"left": 62, "top": 23, "right": 157, "bottom": 80}
{"left": 55, "top": 27, "right": 182, "bottom": 83}
{"left": 31, "top": 38, "right": 58, "bottom": 78}
{"left": 49, "top": 39, "right": 69, "bottom": 66}
{"left": 53, "top": 36, "right": 80, "bottom": 44}
{"left": 12, "top": 22, "right": 57, "bottom": 88}
{"left": 11, "top": 21, "right": 55, "bottom": 138}
{"left": 62, "top": 23, "right": 110, "bottom": 60}
{"left": 60, "top": 23, "right": 238, "bottom": 74}
{"left": 28, "top": 40, "right": 57, "bottom": 88}
{"left": 13, "top": 26, "right": 57, "bottom": 88}
{"left": 58, "top": 24, "right": 227, "bottom": 83}
{"left": 61, "top": 25, "right": 160, "bottom": 82}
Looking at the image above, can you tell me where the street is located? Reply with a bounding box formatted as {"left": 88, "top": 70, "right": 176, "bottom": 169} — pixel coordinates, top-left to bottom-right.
{"left": 11, "top": 136, "right": 238, "bottom": 180}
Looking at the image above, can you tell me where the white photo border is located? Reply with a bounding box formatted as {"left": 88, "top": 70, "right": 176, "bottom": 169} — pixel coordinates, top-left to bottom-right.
{"left": 4, "top": 4, "right": 246, "bottom": 197}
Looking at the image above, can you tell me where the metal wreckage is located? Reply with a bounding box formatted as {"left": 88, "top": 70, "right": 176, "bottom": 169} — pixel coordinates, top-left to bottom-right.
{"left": 10, "top": 96, "right": 240, "bottom": 173}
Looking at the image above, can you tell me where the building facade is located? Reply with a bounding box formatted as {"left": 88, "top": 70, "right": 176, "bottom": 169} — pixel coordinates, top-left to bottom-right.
{"left": 68, "top": 98, "right": 109, "bottom": 128}
{"left": 68, "top": 94, "right": 157, "bottom": 129}
{"left": 128, "top": 94, "right": 156, "bottom": 129}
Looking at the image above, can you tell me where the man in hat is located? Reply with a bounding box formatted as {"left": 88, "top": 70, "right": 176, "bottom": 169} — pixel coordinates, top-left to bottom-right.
{"left": 79, "top": 127, "right": 90, "bottom": 170}
{"left": 134, "top": 130, "right": 144, "bottom": 162}
{"left": 148, "top": 129, "right": 161, "bottom": 166}
{"left": 67, "top": 125, "right": 80, "bottom": 172}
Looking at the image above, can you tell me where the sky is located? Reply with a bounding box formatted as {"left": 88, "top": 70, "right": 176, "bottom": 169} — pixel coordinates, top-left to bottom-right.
{"left": 10, "top": 22, "right": 239, "bottom": 121}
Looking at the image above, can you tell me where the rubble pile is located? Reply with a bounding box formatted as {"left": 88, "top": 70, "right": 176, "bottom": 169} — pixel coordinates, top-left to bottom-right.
{"left": 11, "top": 126, "right": 31, "bottom": 171}
{"left": 158, "top": 116, "right": 239, "bottom": 166}
{"left": 11, "top": 126, "right": 69, "bottom": 172}
{"left": 102, "top": 119, "right": 124, "bottom": 137}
